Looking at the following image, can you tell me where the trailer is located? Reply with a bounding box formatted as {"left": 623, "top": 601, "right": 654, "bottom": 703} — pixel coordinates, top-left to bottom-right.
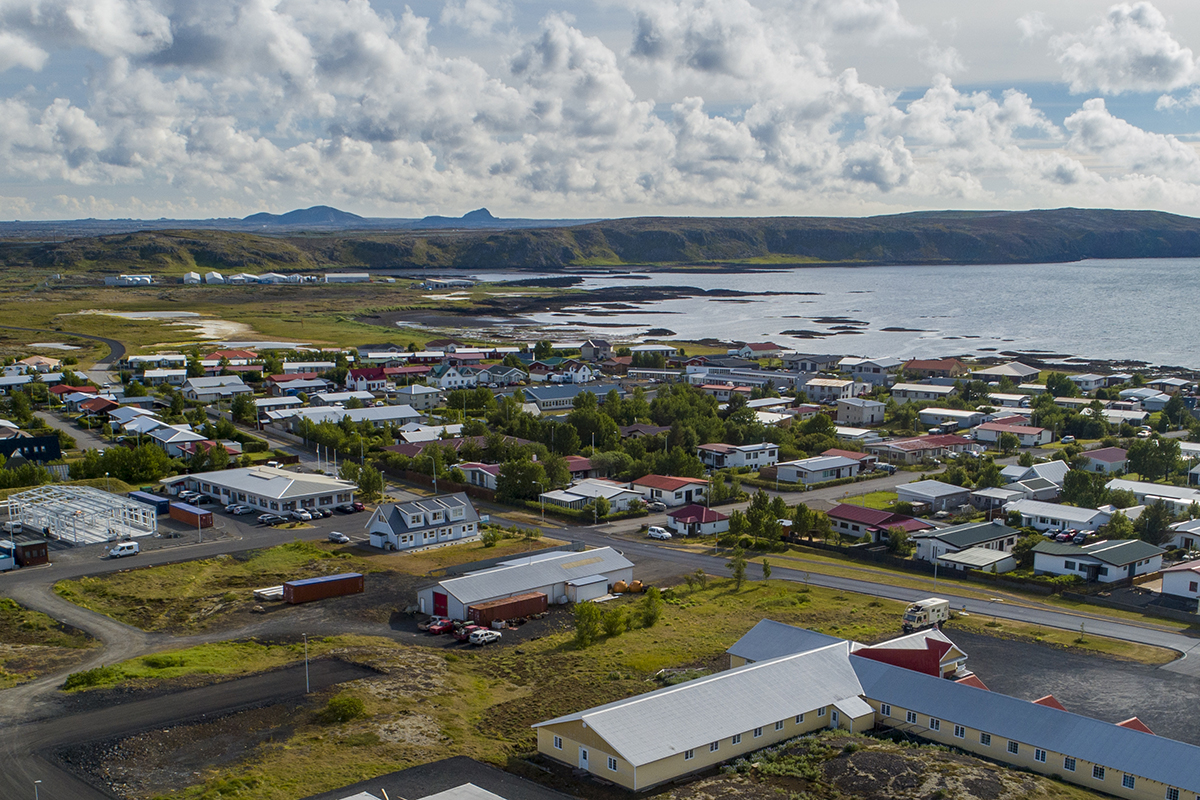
{"left": 467, "top": 592, "right": 548, "bottom": 626}
{"left": 283, "top": 572, "right": 364, "bottom": 604}
{"left": 169, "top": 502, "right": 213, "bottom": 529}
{"left": 128, "top": 491, "right": 170, "bottom": 515}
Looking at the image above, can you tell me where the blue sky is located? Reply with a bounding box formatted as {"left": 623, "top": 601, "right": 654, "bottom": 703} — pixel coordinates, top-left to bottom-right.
{"left": 3, "top": 0, "right": 1200, "bottom": 220}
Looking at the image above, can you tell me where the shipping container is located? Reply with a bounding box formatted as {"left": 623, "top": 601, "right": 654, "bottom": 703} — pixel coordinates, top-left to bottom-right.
{"left": 129, "top": 491, "right": 170, "bottom": 515}
{"left": 283, "top": 572, "right": 364, "bottom": 604}
{"left": 169, "top": 502, "right": 213, "bottom": 529}
{"left": 467, "top": 592, "right": 548, "bottom": 625}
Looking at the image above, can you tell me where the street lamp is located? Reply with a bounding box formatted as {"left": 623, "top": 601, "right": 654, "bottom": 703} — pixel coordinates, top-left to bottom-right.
{"left": 34, "top": 780, "right": 41, "bottom": 800}
{"left": 536, "top": 481, "right": 546, "bottom": 524}
{"left": 303, "top": 633, "right": 310, "bottom": 693}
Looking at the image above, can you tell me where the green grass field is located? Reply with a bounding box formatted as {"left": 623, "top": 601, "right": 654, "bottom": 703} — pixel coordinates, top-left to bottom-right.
{"left": 0, "top": 597, "right": 98, "bottom": 688}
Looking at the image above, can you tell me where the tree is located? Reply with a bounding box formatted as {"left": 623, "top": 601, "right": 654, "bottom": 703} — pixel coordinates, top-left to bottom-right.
{"left": 975, "top": 461, "right": 1003, "bottom": 489}
{"left": 761, "top": 559, "right": 772, "bottom": 580}
{"left": 357, "top": 464, "right": 384, "bottom": 501}
{"left": 1045, "top": 372, "right": 1079, "bottom": 398}
{"left": 886, "top": 526, "right": 915, "bottom": 556}
{"left": 791, "top": 503, "right": 813, "bottom": 539}
{"left": 573, "top": 602, "right": 602, "bottom": 648}
{"left": 230, "top": 391, "right": 255, "bottom": 425}
{"left": 1017, "top": 451, "right": 1035, "bottom": 468}
{"left": 602, "top": 607, "right": 626, "bottom": 637}
{"left": 1011, "top": 533, "right": 1044, "bottom": 568}
{"left": 728, "top": 547, "right": 748, "bottom": 590}
{"left": 124, "top": 380, "right": 147, "bottom": 397}
{"left": 496, "top": 459, "right": 547, "bottom": 502}
{"left": 1127, "top": 437, "right": 1180, "bottom": 481}
{"left": 997, "top": 432, "right": 1020, "bottom": 454}
{"left": 1061, "top": 470, "right": 1108, "bottom": 509}
{"left": 1135, "top": 501, "right": 1173, "bottom": 546}
{"left": 1100, "top": 510, "right": 1136, "bottom": 539}
{"left": 727, "top": 509, "right": 749, "bottom": 540}
{"left": 639, "top": 587, "right": 663, "bottom": 627}
{"left": 534, "top": 340, "right": 554, "bottom": 360}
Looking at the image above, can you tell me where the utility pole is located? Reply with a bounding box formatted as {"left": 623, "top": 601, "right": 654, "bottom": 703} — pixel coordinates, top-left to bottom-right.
{"left": 303, "top": 633, "right": 310, "bottom": 693}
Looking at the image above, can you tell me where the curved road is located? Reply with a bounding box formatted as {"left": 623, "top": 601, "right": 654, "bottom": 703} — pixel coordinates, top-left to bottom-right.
{"left": 0, "top": 324, "right": 125, "bottom": 368}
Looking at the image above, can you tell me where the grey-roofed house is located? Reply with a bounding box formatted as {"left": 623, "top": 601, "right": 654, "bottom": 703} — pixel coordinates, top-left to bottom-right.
{"left": 1005, "top": 499, "right": 1110, "bottom": 532}
{"left": 726, "top": 619, "right": 844, "bottom": 667}
{"left": 774, "top": 455, "right": 862, "bottom": 485}
{"left": 416, "top": 546, "right": 633, "bottom": 620}
{"left": 1032, "top": 538, "right": 1164, "bottom": 583}
{"left": 935, "top": 546, "right": 1017, "bottom": 573}
{"left": 522, "top": 383, "right": 625, "bottom": 413}
{"left": 183, "top": 375, "right": 252, "bottom": 403}
{"left": 895, "top": 480, "right": 971, "bottom": 512}
{"left": 911, "top": 520, "right": 1020, "bottom": 563}
{"left": 367, "top": 492, "right": 481, "bottom": 553}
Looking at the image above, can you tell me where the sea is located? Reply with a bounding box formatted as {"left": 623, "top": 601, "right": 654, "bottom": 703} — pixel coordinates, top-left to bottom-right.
{"left": 464, "top": 258, "right": 1200, "bottom": 369}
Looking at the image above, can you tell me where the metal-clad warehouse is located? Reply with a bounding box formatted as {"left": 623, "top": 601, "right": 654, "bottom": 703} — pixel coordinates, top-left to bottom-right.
{"left": 416, "top": 547, "right": 634, "bottom": 619}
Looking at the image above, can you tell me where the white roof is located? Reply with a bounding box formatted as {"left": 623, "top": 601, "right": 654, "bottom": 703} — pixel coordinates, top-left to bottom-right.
{"left": 143, "top": 368, "right": 187, "bottom": 378}
{"left": 439, "top": 547, "right": 633, "bottom": 606}
{"left": 419, "top": 786, "right": 507, "bottom": 800}
{"left": 937, "top": 546, "right": 1015, "bottom": 568}
{"left": 918, "top": 407, "right": 980, "bottom": 419}
{"left": 313, "top": 391, "right": 375, "bottom": 403}
{"left": 1004, "top": 499, "right": 1106, "bottom": 524}
{"left": 897, "top": 480, "right": 969, "bottom": 499}
{"left": 535, "top": 642, "right": 863, "bottom": 767}
{"left": 288, "top": 405, "right": 421, "bottom": 425}
{"left": 893, "top": 383, "right": 957, "bottom": 394}
{"left": 164, "top": 465, "right": 356, "bottom": 500}
{"left": 1107, "top": 478, "right": 1200, "bottom": 503}
{"left": 781, "top": 456, "right": 861, "bottom": 472}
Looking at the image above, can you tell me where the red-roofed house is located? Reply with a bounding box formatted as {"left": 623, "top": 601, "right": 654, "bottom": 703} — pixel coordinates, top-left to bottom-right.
{"left": 1034, "top": 695, "right": 1067, "bottom": 711}
{"left": 206, "top": 349, "right": 258, "bottom": 360}
{"left": 821, "top": 448, "right": 878, "bottom": 471}
{"left": 564, "top": 455, "right": 598, "bottom": 480}
{"left": 79, "top": 396, "right": 120, "bottom": 416}
{"left": 1160, "top": 558, "right": 1200, "bottom": 602}
{"left": 667, "top": 504, "right": 729, "bottom": 536}
{"left": 903, "top": 358, "right": 969, "bottom": 379}
{"left": 853, "top": 629, "right": 968, "bottom": 679}
{"left": 974, "top": 421, "right": 1052, "bottom": 447}
{"left": 629, "top": 474, "right": 709, "bottom": 507}
{"left": 734, "top": 342, "right": 783, "bottom": 359}
{"left": 458, "top": 462, "right": 501, "bottom": 491}
{"left": 1117, "top": 717, "right": 1155, "bottom": 735}
{"left": 865, "top": 434, "right": 976, "bottom": 464}
{"left": 50, "top": 384, "right": 94, "bottom": 396}
{"left": 1084, "top": 447, "right": 1128, "bottom": 474}
{"left": 348, "top": 367, "right": 389, "bottom": 393}
{"left": 824, "top": 503, "right": 933, "bottom": 543}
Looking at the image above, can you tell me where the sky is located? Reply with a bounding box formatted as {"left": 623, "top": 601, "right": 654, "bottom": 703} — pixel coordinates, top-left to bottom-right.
{"left": 6, "top": 0, "right": 1200, "bottom": 220}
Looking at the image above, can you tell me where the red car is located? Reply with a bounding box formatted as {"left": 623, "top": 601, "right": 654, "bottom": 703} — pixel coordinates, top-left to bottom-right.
{"left": 428, "top": 619, "right": 455, "bottom": 635}
{"left": 454, "top": 624, "right": 484, "bottom": 642}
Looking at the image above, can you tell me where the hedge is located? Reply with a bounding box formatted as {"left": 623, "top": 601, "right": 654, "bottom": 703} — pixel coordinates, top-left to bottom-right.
{"left": 520, "top": 500, "right": 648, "bottom": 524}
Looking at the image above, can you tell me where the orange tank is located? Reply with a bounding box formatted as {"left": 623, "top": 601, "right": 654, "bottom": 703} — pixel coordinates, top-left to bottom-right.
{"left": 612, "top": 580, "right": 628, "bottom": 594}
{"left": 628, "top": 580, "right": 644, "bottom": 593}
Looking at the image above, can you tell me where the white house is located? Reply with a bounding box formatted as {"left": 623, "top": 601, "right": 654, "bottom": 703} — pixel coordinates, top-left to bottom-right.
{"left": 971, "top": 362, "right": 1040, "bottom": 382}
{"left": 775, "top": 456, "right": 861, "bottom": 485}
{"left": 936, "top": 547, "right": 1017, "bottom": 574}
{"left": 392, "top": 384, "right": 443, "bottom": 410}
{"left": 429, "top": 365, "right": 480, "bottom": 390}
{"left": 973, "top": 421, "right": 1052, "bottom": 447}
{"left": 628, "top": 475, "right": 709, "bottom": 507}
{"left": 458, "top": 462, "right": 500, "bottom": 492}
{"left": 918, "top": 408, "right": 986, "bottom": 430}
{"left": 841, "top": 357, "right": 903, "bottom": 386}
{"left": 204, "top": 271, "right": 224, "bottom": 284}
{"left": 911, "top": 520, "right": 1021, "bottom": 562}
{"left": 1169, "top": 519, "right": 1200, "bottom": 551}
{"left": 146, "top": 424, "right": 209, "bottom": 457}
{"left": 1083, "top": 447, "right": 1127, "bottom": 474}
{"left": 666, "top": 504, "right": 729, "bottom": 536}
{"left": 367, "top": 492, "right": 480, "bottom": 552}
{"left": 142, "top": 368, "right": 187, "bottom": 387}
{"left": 803, "top": 377, "right": 856, "bottom": 402}
{"left": 837, "top": 397, "right": 884, "bottom": 426}
{"left": 1032, "top": 539, "right": 1164, "bottom": 583}
{"left": 1004, "top": 499, "right": 1110, "bottom": 532}
{"left": 733, "top": 342, "right": 783, "bottom": 359}
{"left": 1067, "top": 374, "right": 1107, "bottom": 393}
{"left": 1105, "top": 479, "right": 1200, "bottom": 515}
{"left": 540, "top": 479, "right": 644, "bottom": 513}
{"left": 183, "top": 375, "right": 252, "bottom": 403}
{"left": 311, "top": 391, "right": 375, "bottom": 407}
{"left": 891, "top": 383, "right": 959, "bottom": 404}
{"left": 697, "top": 442, "right": 779, "bottom": 470}
{"left": 1160, "top": 559, "right": 1200, "bottom": 602}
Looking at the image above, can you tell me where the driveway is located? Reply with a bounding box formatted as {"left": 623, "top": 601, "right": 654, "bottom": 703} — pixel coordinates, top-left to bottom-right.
{"left": 35, "top": 410, "right": 108, "bottom": 453}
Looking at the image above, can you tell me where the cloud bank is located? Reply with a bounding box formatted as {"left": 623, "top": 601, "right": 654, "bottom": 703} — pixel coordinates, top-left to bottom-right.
{"left": 0, "top": 0, "right": 1199, "bottom": 218}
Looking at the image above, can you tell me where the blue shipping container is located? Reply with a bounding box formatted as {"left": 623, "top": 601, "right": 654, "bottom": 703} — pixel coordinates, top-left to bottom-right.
{"left": 128, "top": 491, "right": 170, "bottom": 514}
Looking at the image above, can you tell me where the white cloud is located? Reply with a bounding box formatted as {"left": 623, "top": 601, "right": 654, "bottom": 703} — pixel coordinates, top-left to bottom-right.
{"left": 0, "top": 31, "right": 49, "bottom": 72}
{"left": 1051, "top": 2, "right": 1198, "bottom": 94}
{"left": 440, "top": 0, "right": 513, "bottom": 38}
{"left": 1016, "top": 11, "right": 1051, "bottom": 43}
{"left": 1065, "top": 97, "right": 1200, "bottom": 180}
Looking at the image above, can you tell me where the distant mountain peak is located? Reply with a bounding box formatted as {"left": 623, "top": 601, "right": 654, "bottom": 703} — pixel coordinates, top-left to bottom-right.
{"left": 462, "top": 208, "right": 495, "bottom": 221}
{"left": 243, "top": 205, "right": 364, "bottom": 225}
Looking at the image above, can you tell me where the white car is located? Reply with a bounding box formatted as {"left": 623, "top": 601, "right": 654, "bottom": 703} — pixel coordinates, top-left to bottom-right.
{"left": 289, "top": 509, "right": 313, "bottom": 521}
{"left": 647, "top": 526, "right": 672, "bottom": 540}
{"left": 469, "top": 629, "right": 502, "bottom": 645}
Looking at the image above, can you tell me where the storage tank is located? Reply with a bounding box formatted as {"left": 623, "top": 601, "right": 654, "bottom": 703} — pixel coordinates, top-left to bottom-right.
{"left": 129, "top": 491, "right": 170, "bottom": 515}
{"left": 467, "top": 592, "right": 548, "bottom": 625}
{"left": 612, "top": 580, "right": 628, "bottom": 594}
{"left": 169, "top": 502, "right": 213, "bottom": 529}
{"left": 628, "top": 580, "right": 644, "bottom": 593}
{"left": 283, "top": 573, "right": 364, "bottom": 604}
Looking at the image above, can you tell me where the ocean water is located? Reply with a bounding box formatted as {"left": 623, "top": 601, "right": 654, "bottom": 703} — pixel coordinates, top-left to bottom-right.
{"left": 472, "top": 259, "right": 1200, "bottom": 367}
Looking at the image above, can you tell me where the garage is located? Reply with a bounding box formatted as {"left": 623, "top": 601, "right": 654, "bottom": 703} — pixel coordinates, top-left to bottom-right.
{"left": 566, "top": 575, "right": 609, "bottom": 602}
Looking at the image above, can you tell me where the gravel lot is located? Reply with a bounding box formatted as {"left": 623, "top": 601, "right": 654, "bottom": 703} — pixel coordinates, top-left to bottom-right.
{"left": 952, "top": 630, "right": 1200, "bottom": 745}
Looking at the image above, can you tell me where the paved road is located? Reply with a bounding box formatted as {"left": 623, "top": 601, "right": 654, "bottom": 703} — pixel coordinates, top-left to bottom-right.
{"left": 0, "top": 659, "right": 373, "bottom": 800}
{"left": 34, "top": 410, "right": 110, "bottom": 453}
{"left": 0, "top": 323, "right": 124, "bottom": 371}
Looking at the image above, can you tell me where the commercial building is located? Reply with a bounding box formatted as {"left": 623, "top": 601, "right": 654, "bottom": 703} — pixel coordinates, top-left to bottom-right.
{"left": 367, "top": 493, "right": 481, "bottom": 552}
{"left": 1106, "top": 479, "right": 1200, "bottom": 514}
{"left": 416, "top": 546, "right": 633, "bottom": 619}
{"left": 163, "top": 465, "right": 356, "bottom": 514}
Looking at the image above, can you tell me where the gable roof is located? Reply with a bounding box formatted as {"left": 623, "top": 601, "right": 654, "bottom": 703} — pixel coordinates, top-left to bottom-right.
{"left": 629, "top": 474, "right": 707, "bottom": 492}
{"left": 667, "top": 504, "right": 729, "bottom": 524}
{"left": 535, "top": 642, "right": 863, "bottom": 767}
{"left": 897, "top": 479, "right": 970, "bottom": 499}
{"left": 1032, "top": 538, "right": 1164, "bottom": 566}
{"left": 1086, "top": 447, "right": 1128, "bottom": 463}
{"left": 916, "top": 520, "right": 1019, "bottom": 549}
{"left": 725, "top": 619, "right": 844, "bottom": 664}
{"left": 438, "top": 546, "right": 633, "bottom": 606}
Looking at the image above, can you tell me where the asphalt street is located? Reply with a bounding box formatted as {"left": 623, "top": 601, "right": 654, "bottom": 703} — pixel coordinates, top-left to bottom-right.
{"left": 0, "top": 659, "right": 374, "bottom": 800}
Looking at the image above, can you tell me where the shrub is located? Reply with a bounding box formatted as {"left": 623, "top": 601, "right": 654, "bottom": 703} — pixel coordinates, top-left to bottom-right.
{"left": 574, "top": 602, "right": 602, "bottom": 648}
{"left": 62, "top": 665, "right": 124, "bottom": 690}
{"left": 141, "top": 654, "right": 185, "bottom": 669}
{"left": 601, "top": 607, "right": 626, "bottom": 637}
{"left": 319, "top": 694, "right": 366, "bottom": 725}
{"left": 480, "top": 528, "right": 502, "bottom": 547}
{"left": 243, "top": 440, "right": 269, "bottom": 453}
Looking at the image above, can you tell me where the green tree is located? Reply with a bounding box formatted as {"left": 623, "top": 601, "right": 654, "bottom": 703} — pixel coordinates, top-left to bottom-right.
{"left": 791, "top": 503, "right": 813, "bottom": 539}
{"left": 496, "top": 459, "right": 547, "bottom": 502}
{"left": 1061, "top": 470, "right": 1108, "bottom": 509}
{"left": 319, "top": 694, "right": 366, "bottom": 725}
{"left": 601, "top": 607, "right": 626, "bottom": 637}
{"left": 1100, "top": 510, "right": 1136, "bottom": 539}
{"left": 997, "top": 432, "right": 1021, "bottom": 454}
{"left": 230, "top": 392, "right": 256, "bottom": 425}
{"left": 357, "top": 464, "right": 384, "bottom": 501}
{"left": 1135, "top": 501, "right": 1173, "bottom": 546}
{"left": 1011, "top": 533, "right": 1044, "bottom": 568}
{"left": 1017, "top": 451, "right": 1035, "bottom": 468}
{"left": 728, "top": 546, "right": 748, "bottom": 589}
{"left": 761, "top": 559, "right": 772, "bottom": 580}
{"left": 1045, "top": 372, "right": 1079, "bottom": 397}
{"left": 639, "top": 586, "right": 664, "bottom": 628}
{"left": 124, "top": 380, "right": 147, "bottom": 397}
{"left": 573, "top": 602, "right": 602, "bottom": 648}
{"left": 534, "top": 340, "right": 554, "bottom": 360}
{"left": 886, "top": 526, "right": 915, "bottom": 556}
{"left": 1127, "top": 437, "right": 1180, "bottom": 481}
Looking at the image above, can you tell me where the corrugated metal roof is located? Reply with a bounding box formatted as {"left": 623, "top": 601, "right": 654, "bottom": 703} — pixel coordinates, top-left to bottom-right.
{"left": 419, "top": 785, "right": 507, "bottom": 800}
{"left": 726, "top": 619, "right": 844, "bottom": 663}
{"left": 851, "top": 655, "right": 1200, "bottom": 793}
{"left": 922, "top": 521, "right": 1018, "bottom": 549}
{"left": 834, "top": 695, "right": 874, "bottom": 719}
{"left": 535, "top": 642, "right": 863, "bottom": 767}
{"left": 440, "top": 547, "right": 633, "bottom": 606}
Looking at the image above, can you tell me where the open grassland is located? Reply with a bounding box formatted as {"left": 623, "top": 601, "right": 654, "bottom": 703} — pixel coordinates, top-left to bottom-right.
{"left": 53, "top": 537, "right": 564, "bottom": 633}
{"left": 0, "top": 597, "right": 97, "bottom": 688}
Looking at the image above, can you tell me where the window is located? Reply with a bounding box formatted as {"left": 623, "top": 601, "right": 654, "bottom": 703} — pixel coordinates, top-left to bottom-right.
{"left": 1165, "top": 789, "right": 1178, "bottom": 800}
{"left": 1064, "top": 757, "right": 1076, "bottom": 771}
{"left": 906, "top": 711, "right": 918, "bottom": 724}
{"left": 1122, "top": 775, "right": 1134, "bottom": 790}
{"left": 1007, "top": 741, "right": 1019, "bottom": 755}
{"left": 880, "top": 704, "right": 891, "bottom": 717}
{"left": 818, "top": 706, "right": 827, "bottom": 716}
{"left": 775, "top": 720, "right": 785, "bottom": 731}
{"left": 795, "top": 714, "right": 804, "bottom": 724}
{"left": 1093, "top": 766, "right": 1105, "bottom": 781}
{"left": 608, "top": 757, "right": 618, "bottom": 772}
{"left": 754, "top": 727, "right": 763, "bottom": 738}
{"left": 731, "top": 734, "right": 741, "bottom": 745}
{"left": 553, "top": 736, "right": 562, "bottom": 750}
{"left": 684, "top": 749, "right": 694, "bottom": 761}
{"left": 929, "top": 718, "right": 941, "bottom": 732}
{"left": 1065, "top": 560, "right": 1076, "bottom": 570}
{"left": 1190, "top": 581, "right": 1198, "bottom": 593}
{"left": 954, "top": 725, "right": 965, "bottom": 739}
{"left": 710, "top": 741, "right": 720, "bottom": 752}
{"left": 1035, "top": 749, "right": 1047, "bottom": 763}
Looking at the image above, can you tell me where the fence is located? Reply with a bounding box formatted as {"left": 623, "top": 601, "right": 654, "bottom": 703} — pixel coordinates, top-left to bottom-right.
{"left": 1061, "top": 591, "right": 1200, "bottom": 624}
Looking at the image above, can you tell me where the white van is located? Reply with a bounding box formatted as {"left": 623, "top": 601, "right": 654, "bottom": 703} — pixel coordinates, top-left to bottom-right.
{"left": 108, "top": 542, "right": 140, "bottom": 558}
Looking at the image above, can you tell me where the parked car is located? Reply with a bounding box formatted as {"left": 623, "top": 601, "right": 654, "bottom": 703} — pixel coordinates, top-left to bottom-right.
{"left": 289, "top": 509, "right": 313, "bottom": 521}
{"left": 417, "top": 616, "right": 448, "bottom": 631}
{"left": 1072, "top": 532, "right": 1088, "bottom": 544}
{"left": 1060, "top": 435, "right": 1076, "bottom": 444}
{"left": 877, "top": 463, "right": 898, "bottom": 474}
{"left": 469, "top": 629, "right": 502, "bottom": 645}
{"left": 107, "top": 541, "right": 140, "bottom": 558}
{"left": 192, "top": 495, "right": 214, "bottom": 506}
{"left": 258, "top": 513, "right": 286, "bottom": 525}
{"left": 646, "top": 501, "right": 667, "bottom": 512}
{"left": 428, "top": 619, "right": 455, "bottom": 635}
{"left": 1056, "top": 531, "right": 1074, "bottom": 542}
{"left": 313, "top": 508, "right": 333, "bottom": 518}
{"left": 336, "top": 502, "right": 365, "bottom": 513}
{"left": 328, "top": 531, "right": 350, "bottom": 544}
{"left": 453, "top": 624, "right": 485, "bottom": 642}
{"left": 647, "top": 526, "right": 671, "bottom": 540}
{"left": 226, "top": 504, "right": 253, "bottom": 515}
{"left": 351, "top": 501, "right": 365, "bottom": 511}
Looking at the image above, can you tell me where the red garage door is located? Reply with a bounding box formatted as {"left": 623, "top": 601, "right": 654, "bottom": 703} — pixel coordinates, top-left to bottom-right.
{"left": 433, "top": 592, "right": 448, "bottom": 617}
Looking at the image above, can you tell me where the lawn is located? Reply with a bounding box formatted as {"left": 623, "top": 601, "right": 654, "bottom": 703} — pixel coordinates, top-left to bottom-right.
{"left": 841, "top": 490, "right": 899, "bottom": 510}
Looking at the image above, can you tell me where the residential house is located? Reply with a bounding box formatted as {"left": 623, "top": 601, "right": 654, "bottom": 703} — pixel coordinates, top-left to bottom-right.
{"left": 1032, "top": 539, "right": 1164, "bottom": 583}
{"left": 269, "top": 377, "right": 331, "bottom": 397}
{"left": 476, "top": 365, "right": 525, "bottom": 386}
{"left": 540, "top": 479, "right": 644, "bottom": 513}
{"left": 733, "top": 342, "right": 783, "bottom": 359}
{"left": 125, "top": 354, "right": 188, "bottom": 371}
{"left": 821, "top": 448, "right": 878, "bottom": 471}
{"left": 911, "top": 521, "right": 1020, "bottom": 563}
{"left": 1083, "top": 447, "right": 1127, "bottom": 474}
{"left": 618, "top": 423, "right": 670, "bottom": 439}
{"left": 1169, "top": 518, "right": 1200, "bottom": 551}
{"left": 1066, "top": 374, "right": 1108, "bottom": 393}
{"left": 311, "top": 391, "right": 375, "bottom": 407}
{"left": 0, "top": 427, "right": 61, "bottom": 464}
{"left": 1004, "top": 499, "right": 1111, "bottom": 532}
{"left": 1147, "top": 377, "right": 1192, "bottom": 395}
{"left": 147, "top": 424, "right": 209, "bottom": 457}
{"left": 142, "top": 368, "right": 187, "bottom": 387}
{"left": 973, "top": 421, "right": 1052, "bottom": 447}
{"left": 696, "top": 442, "right": 779, "bottom": 470}
{"left": 1160, "top": 559, "right": 1200, "bottom": 604}
{"left": 824, "top": 504, "right": 932, "bottom": 544}
{"left": 936, "top": 547, "right": 1017, "bottom": 574}
{"left": 666, "top": 504, "right": 729, "bottom": 536}
{"left": 970, "top": 362, "right": 1040, "bottom": 382}
{"left": 1105, "top": 479, "right": 1200, "bottom": 514}
{"left": 348, "top": 367, "right": 391, "bottom": 393}
{"left": 563, "top": 455, "right": 599, "bottom": 481}
{"left": 969, "top": 486, "right": 1025, "bottom": 511}
{"left": 865, "top": 434, "right": 975, "bottom": 465}
{"left": 902, "top": 359, "right": 968, "bottom": 379}
{"left": 775, "top": 456, "right": 861, "bottom": 485}
{"left": 986, "top": 392, "right": 1030, "bottom": 409}
{"left": 837, "top": 397, "right": 885, "bottom": 426}
{"left": 628, "top": 475, "right": 708, "bottom": 507}
{"left": 890, "top": 383, "right": 959, "bottom": 404}
{"left": 918, "top": 408, "right": 986, "bottom": 430}
{"left": 281, "top": 404, "right": 421, "bottom": 432}
{"left": 782, "top": 353, "right": 842, "bottom": 373}
{"left": 392, "top": 384, "right": 443, "bottom": 410}
{"left": 999, "top": 460, "right": 1071, "bottom": 488}
{"left": 840, "top": 357, "right": 903, "bottom": 386}
{"left": 183, "top": 376, "right": 252, "bottom": 403}
{"left": 895, "top": 480, "right": 972, "bottom": 512}
{"left": 16, "top": 355, "right": 61, "bottom": 373}
{"left": 398, "top": 422, "right": 463, "bottom": 443}
{"left": 580, "top": 339, "right": 613, "bottom": 361}
{"left": 78, "top": 396, "right": 121, "bottom": 418}
{"left": 458, "top": 462, "right": 500, "bottom": 492}
{"left": 416, "top": 546, "right": 633, "bottom": 619}
{"left": 629, "top": 344, "right": 679, "bottom": 358}
{"left": 522, "top": 384, "right": 624, "bottom": 414}
{"left": 1002, "top": 477, "right": 1064, "bottom": 502}
{"left": 698, "top": 383, "right": 754, "bottom": 403}
{"left": 802, "top": 377, "right": 856, "bottom": 402}
{"left": 366, "top": 492, "right": 481, "bottom": 552}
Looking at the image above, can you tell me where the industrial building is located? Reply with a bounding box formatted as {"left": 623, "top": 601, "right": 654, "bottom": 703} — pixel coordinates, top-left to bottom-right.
{"left": 416, "top": 546, "right": 634, "bottom": 620}
{"left": 7, "top": 485, "right": 158, "bottom": 546}
{"left": 162, "top": 465, "right": 356, "bottom": 514}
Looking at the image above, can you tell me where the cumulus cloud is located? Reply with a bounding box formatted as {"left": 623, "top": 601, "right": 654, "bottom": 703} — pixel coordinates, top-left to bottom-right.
{"left": 440, "top": 0, "right": 513, "bottom": 38}
{"left": 1051, "top": 2, "right": 1197, "bottom": 94}
{"left": 1016, "top": 11, "right": 1051, "bottom": 43}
